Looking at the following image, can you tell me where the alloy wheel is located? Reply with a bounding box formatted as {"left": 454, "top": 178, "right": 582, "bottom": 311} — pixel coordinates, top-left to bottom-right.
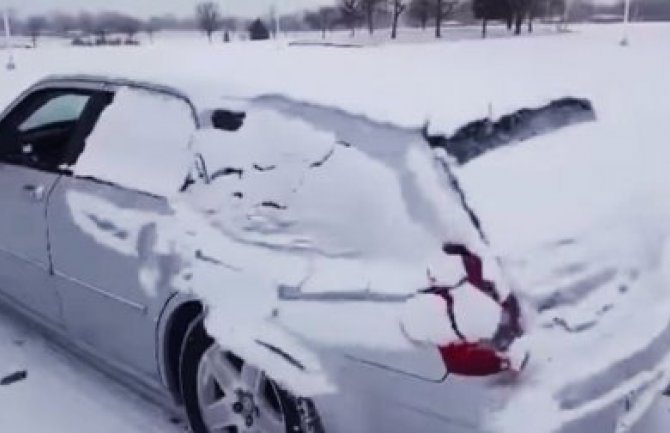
{"left": 196, "top": 345, "right": 286, "bottom": 433}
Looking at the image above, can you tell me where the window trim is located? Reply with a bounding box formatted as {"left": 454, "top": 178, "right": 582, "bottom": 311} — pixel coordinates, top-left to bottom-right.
{"left": 0, "top": 77, "right": 201, "bottom": 198}
{"left": 0, "top": 88, "right": 112, "bottom": 175}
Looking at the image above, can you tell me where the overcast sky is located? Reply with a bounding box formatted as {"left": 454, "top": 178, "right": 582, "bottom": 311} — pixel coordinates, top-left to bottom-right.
{"left": 5, "top": 0, "right": 337, "bottom": 18}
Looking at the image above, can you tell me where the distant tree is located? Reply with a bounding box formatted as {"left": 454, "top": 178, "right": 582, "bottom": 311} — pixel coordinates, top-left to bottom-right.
{"left": 433, "top": 0, "right": 458, "bottom": 38}
{"left": 549, "top": 0, "right": 568, "bottom": 30}
{"left": 221, "top": 17, "right": 239, "bottom": 32}
{"left": 340, "top": 0, "right": 361, "bottom": 36}
{"left": 50, "top": 13, "right": 76, "bottom": 36}
{"left": 305, "top": 7, "right": 338, "bottom": 39}
{"left": 279, "top": 14, "right": 305, "bottom": 33}
{"left": 152, "top": 14, "right": 180, "bottom": 31}
{"left": 550, "top": 0, "right": 567, "bottom": 16}
{"left": 509, "top": 0, "right": 534, "bottom": 35}
{"left": 77, "top": 12, "right": 95, "bottom": 35}
{"left": 221, "top": 16, "right": 238, "bottom": 41}
{"left": 472, "top": 0, "right": 537, "bottom": 37}
{"left": 408, "top": 0, "right": 432, "bottom": 29}
{"left": 568, "top": 0, "right": 595, "bottom": 21}
{"left": 264, "top": 5, "right": 274, "bottom": 38}
{"left": 117, "top": 15, "right": 142, "bottom": 41}
{"left": 390, "top": 0, "right": 408, "bottom": 38}
{"left": 248, "top": 18, "right": 270, "bottom": 40}
{"left": 26, "top": 15, "right": 48, "bottom": 47}
{"left": 92, "top": 12, "right": 119, "bottom": 44}
{"left": 359, "top": 0, "right": 386, "bottom": 34}
{"left": 145, "top": 17, "right": 162, "bottom": 43}
{"left": 473, "top": 0, "right": 512, "bottom": 37}
{"left": 195, "top": 1, "right": 221, "bottom": 42}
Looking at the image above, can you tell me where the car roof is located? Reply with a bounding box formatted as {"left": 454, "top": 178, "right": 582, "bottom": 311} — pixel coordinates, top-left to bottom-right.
{"left": 32, "top": 74, "right": 202, "bottom": 126}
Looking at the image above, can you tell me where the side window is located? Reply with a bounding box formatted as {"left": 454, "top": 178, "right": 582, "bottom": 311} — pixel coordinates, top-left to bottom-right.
{"left": 74, "top": 86, "right": 196, "bottom": 197}
{"left": 0, "top": 89, "right": 111, "bottom": 172}
{"left": 19, "top": 94, "right": 90, "bottom": 132}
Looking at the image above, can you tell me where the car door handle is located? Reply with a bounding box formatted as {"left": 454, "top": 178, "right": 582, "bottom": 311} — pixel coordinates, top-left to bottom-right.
{"left": 23, "top": 184, "right": 46, "bottom": 201}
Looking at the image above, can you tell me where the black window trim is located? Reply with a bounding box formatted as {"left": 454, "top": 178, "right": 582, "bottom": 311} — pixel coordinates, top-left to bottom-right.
{"left": 0, "top": 87, "right": 113, "bottom": 175}
{"left": 0, "top": 77, "right": 201, "bottom": 199}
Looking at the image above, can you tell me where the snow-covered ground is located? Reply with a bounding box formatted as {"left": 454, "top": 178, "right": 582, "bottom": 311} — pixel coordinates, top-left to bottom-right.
{"left": 0, "top": 305, "right": 667, "bottom": 432}
{"left": 0, "top": 308, "right": 182, "bottom": 432}
{"left": 1, "top": 21, "right": 670, "bottom": 432}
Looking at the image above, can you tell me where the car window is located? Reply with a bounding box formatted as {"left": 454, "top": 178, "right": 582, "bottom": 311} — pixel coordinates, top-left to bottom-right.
{"left": 0, "top": 88, "right": 110, "bottom": 173}
{"left": 73, "top": 86, "right": 196, "bottom": 196}
{"left": 19, "top": 94, "right": 90, "bottom": 132}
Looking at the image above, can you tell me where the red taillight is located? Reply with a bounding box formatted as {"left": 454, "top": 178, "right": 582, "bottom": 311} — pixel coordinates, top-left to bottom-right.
{"left": 429, "top": 243, "right": 524, "bottom": 377}
{"left": 439, "top": 341, "right": 510, "bottom": 377}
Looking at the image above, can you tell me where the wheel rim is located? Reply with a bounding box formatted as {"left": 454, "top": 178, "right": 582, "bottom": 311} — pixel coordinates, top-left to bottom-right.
{"left": 196, "top": 344, "right": 286, "bottom": 433}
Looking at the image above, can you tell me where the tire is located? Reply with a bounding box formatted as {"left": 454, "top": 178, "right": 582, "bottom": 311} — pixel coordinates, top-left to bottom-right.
{"left": 179, "top": 323, "right": 324, "bottom": 433}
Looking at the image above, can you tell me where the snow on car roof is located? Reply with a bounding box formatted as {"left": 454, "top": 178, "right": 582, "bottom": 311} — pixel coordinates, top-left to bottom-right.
{"left": 16, "top": 38, "right": 578, "bottom": 137}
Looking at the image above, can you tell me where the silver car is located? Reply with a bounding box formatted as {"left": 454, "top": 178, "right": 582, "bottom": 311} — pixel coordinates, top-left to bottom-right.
{"left": 0, "top": 75, "right": 662, "bottom": 433}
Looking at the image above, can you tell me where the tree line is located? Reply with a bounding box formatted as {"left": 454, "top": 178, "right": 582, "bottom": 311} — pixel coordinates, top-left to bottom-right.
{"left": 300, "top": 0, "right": 569, "bottom": 40}
{"left": 300, "top": 0, "right": 669, "bottom": 40}
{"left": 4, "top": 0, "right": 668, "bottom": 47}
{"left": 3, "top": 8, "right": 253, "bottom": 47}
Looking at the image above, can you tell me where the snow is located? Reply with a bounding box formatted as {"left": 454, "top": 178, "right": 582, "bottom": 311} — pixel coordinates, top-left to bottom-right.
{"left": 2, "top": 303, "right": 669, "bottom": 432}
{"left": 61, "top": 93, "right": 512, "bottom": 395}
{"left": 0, "top": 308, "right": 182, "bottom": 433}
{"left": 1, "top": 21, "right": 670, "bottom": 432}
{"left": 0, "top": 26, "right": 609, "bottom": 138}
{"left": 165, "top": 102, "right": 510, "bottom": 394}
{"left": 75, "top": 86, "right": 195, "bottom": 197}
{"left": 450, "top": 24, "right": 670, "bottom": 433}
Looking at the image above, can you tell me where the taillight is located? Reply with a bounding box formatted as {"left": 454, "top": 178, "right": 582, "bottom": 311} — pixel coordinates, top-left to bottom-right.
{"left": 428, "top": 243, "right": 526, "bottom": 377}
{"left": 439, "top": 341, "right": 510, "bottom": 377}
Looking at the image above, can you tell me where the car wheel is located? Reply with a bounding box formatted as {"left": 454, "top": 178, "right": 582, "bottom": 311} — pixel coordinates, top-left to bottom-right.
{"left": 180, "top": 325, "right": 324, "bottom": 433}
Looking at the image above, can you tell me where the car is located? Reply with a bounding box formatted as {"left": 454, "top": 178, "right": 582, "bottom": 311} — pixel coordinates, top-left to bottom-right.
{"left": 0, "top": 75, "right": 663, "bottom": 433}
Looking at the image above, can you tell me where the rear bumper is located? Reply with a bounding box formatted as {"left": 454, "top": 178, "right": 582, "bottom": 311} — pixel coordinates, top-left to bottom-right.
{"left": 313, "top": 342, "right": 670, "bottom": 433}
{"left": 558, "top": 357, "right": 670, "bottom": 433}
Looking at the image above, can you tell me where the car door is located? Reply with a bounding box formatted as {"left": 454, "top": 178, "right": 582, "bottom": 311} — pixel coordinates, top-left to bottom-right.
{"left": 0, "top": 87, "right": 107, "bottom": 324}
{"left": 47, "top": 84, "right": 197, "bottom": 380}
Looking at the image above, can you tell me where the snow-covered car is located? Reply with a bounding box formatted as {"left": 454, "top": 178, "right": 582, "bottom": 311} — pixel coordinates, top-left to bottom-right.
{"left": 0, "top": 74, "right": 663, "bottom": 433}
{"left": 0, "top": 77, "right": 532, "bottom": 432}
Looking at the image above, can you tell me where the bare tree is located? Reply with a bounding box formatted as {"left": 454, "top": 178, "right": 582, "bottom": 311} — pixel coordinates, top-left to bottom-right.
{"left": 221, "top": 17, "right": 239, "bottom": 32}
{"left": 434, "top": 0, "right": 457, "bottom": 38}
{"left": 117, "top": 15, "right": 142, "bottom": 41}
{"left": 92, "top": 12, "right": 117, "bottom": 43}
{"left": 145, "top": 17, "right": 163, "bottom": 43}
{"left": 278, "top": 14, "right": 304, "bottom": 33}
{"left": 77, "top": 12, "right": 94, "bottom": 35}
{"left": 195, "top": 1, "right": 221, "bottom": 42}
{"left": 390, "top": 0, "right": 408, "bottom": 39}
{"left": 360, "top": 0, "right": 385, "bottom": 35}
{"left": 268, "top": 5, "right": 278, "bottom": 38}
{"left": 26, "top": 15, "right": 47, "bottom": 47}
{"left": 305, "top": 7, "right": 338, "bottom": 39}
{"left": 510, "top": 0, "right": 536, "bottom": 35}
{"left": 340, "top": 0, "right": 360, "bottom": 36}
{"left": 409, "top": 0, "right": 432, "bottom": 30}
{"left": 50, "top": 13, "right": 76, "bottom": 36}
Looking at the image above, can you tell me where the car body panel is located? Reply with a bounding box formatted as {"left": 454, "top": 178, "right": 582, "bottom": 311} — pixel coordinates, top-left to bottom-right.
{"left": 48, "top": 175, "right": 179, "bottom": 379}
{"left": 0, "top": 150, "right": 62, "bottom": 324}
{"left": 312, "top": 345, "right": 503, "bottom": 433}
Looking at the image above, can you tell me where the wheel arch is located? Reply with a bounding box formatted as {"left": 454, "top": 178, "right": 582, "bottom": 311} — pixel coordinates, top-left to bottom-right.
{"left": 157, "top": 293, "right": 205, "bottom": 405}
